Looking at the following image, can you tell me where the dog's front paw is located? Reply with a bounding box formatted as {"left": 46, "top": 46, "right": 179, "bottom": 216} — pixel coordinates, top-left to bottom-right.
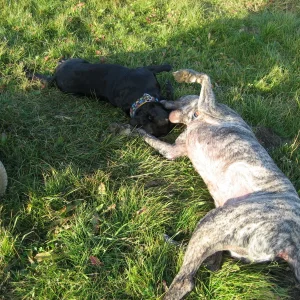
{"left": 108, "top": 123, "right": 133, "bottom": 136}
{"left": 173, "top": 69, "right": 204, "bottom": 84}
{"left": 173, "top": 69, "right": 196, "bottom": 82}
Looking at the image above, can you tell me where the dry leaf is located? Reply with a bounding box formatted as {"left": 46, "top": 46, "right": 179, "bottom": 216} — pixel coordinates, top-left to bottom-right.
{"left": 98, "top": 183, "right": 106, "bottom": 194}
{"left": 59, "top": 206, "right": 67, "bottom": 214}
{"left": 28, "top": 255, "right": 35, "bottom": 264}
{"left": 91, "top": 213, "right": 100, "bottom": 232}
{"left": 99, "top": 56, "right": 106, "bottom": 63}
{"left": 72, "top": 2, "right": 85, "bottom": 10}
{"left": 162, "top": 280, "right": 169, "bottom": 292}
{"left": 0, "top": 85, "right": 7, "bottom": 93}
{"left": 89, "top": 256, "right": 103, "bottom": 266}
{"left": 34, "top": 251, "right": 53, "bottom": 262}
{"left": 107, "top": 203, "right": 116, "bottom": 211}
{"left": 136, "top": 207, "right": 147, "bottom": 215}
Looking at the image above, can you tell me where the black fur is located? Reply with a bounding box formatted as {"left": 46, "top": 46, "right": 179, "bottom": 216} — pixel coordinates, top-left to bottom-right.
{"left": 26, "top": 58, "right": 174, "bottom": 137}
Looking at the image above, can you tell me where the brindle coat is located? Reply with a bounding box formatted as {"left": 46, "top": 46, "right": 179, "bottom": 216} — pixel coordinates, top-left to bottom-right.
{"left": 126, "top": 69, "right": 300, "bottom": 299}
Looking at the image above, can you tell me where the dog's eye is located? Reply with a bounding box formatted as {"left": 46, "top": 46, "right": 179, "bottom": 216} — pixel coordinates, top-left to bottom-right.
{"left": 148, "top": 115, "right": 153, "bottom": 121}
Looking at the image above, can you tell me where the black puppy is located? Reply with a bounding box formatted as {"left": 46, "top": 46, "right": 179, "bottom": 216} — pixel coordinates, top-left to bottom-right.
{"left": 27, "top": 58, "right": 173, "bottom": 137}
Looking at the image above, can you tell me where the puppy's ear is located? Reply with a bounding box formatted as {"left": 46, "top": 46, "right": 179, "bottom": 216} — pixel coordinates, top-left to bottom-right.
{"left": 169, "top": 110, "right": 182, "bottom": 123}
{"left": 161, "top": 100, "right": 178, "bottom": 110}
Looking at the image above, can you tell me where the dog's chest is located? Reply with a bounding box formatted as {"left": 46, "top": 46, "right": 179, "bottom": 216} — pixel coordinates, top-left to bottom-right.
{"left": 184, "top": 123, "right": 289, "bottom": 207}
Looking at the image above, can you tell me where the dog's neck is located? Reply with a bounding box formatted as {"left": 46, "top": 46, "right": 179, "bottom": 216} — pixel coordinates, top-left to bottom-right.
{"left": 130, "top": 93, "right": 159, "bottom": 117}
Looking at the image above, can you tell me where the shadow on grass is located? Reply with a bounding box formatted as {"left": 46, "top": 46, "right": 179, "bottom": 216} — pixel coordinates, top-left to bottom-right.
{"left": 0, "top": 1, "right": 299, "bottom": 298}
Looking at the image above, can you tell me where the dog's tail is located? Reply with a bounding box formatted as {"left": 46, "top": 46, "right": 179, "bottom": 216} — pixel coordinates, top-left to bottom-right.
{"left": 0, "top": 161, "right": 7, "bottom": 196}
{"left": 24, "top": 67, "right": 55, "bottom": 86}
{"left": 145, "top": 64, "right": 172, "bottom": 74}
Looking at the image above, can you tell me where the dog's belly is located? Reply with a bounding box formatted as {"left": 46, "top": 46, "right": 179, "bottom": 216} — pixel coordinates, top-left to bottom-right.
{"left": 191, "top": 157, "right": 257, "bottom": 207}
{"left": 187, "top": 130, "right": 296, "bottom": 207}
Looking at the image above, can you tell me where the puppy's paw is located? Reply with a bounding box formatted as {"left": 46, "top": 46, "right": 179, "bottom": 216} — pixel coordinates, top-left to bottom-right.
{"left": 160, "top": 100, "right": 177, "bottom": 110}
{"left": 108, "top": 123, "right": 133, "bottom": 136}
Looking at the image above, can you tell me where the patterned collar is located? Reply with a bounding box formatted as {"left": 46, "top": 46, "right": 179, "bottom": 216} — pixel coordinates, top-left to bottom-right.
{"left": 130, "top": 93, "right": 159, "bottom": 117}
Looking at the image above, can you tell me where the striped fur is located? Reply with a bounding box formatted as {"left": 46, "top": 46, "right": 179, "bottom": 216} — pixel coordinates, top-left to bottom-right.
{"left": 131, "top": 69, "right": 300, "bottom": 299}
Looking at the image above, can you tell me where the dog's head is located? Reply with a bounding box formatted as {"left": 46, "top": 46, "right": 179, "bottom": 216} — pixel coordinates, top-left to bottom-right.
{"left": 161, "top": 95, "right": 199, "bottom": 126}
{"left": 129, "top": 101, "right": 173, "bottom": 137}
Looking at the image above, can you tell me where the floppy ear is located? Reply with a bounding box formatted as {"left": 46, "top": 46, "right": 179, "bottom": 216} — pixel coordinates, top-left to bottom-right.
{"left": 161, "top": 100, "right": 179, "bottom": 110}
{"left": 169, "top": 110, "right": 182, "bottom": 123}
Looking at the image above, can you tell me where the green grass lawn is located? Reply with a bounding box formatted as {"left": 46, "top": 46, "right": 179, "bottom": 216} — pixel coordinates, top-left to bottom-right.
{"left": 0, "top": 0, "right": 300, "bottom": 299}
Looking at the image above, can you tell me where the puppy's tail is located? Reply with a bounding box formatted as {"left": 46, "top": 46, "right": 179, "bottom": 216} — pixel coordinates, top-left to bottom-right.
{"left": 145, "top": 64, "right": 172, "bottom": 74}
{"left": 0, "top": 161, "right": 7, "bottom": 196}
{"left": 24, "top": 67, "right": 55, "bottom": 86}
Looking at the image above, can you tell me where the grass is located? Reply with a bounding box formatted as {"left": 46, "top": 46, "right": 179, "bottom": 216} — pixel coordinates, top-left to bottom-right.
{"left": 0, "top": 0, "right": 300, "bottom": 299}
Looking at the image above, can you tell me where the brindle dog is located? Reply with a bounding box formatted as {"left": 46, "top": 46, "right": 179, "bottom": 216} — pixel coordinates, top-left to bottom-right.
{"left": 123, "top": 69, "right": 300, "bottom": 299}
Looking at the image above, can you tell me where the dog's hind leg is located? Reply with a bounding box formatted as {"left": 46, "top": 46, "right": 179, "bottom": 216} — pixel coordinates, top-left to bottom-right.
{"left": 164, "top": 207, "right": 234, "bottom": 300}
{"left": 164, "top": 200, "right": 300, "bottom": 300}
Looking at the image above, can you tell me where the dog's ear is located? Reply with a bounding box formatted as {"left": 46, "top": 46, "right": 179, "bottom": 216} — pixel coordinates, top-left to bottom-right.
{"left": 169, "top": 110, "right": 182, "bottom": 123}
{"left": 161, "top": 100, "right": 178, "bottom": 110}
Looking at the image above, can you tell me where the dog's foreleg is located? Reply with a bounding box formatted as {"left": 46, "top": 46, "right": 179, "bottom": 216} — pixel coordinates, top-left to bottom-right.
{"left": 136, "top": 129, "right": 187, "bottom": 160}
{"left": 111, "top": 124, "right": 187, "bottom": 159}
